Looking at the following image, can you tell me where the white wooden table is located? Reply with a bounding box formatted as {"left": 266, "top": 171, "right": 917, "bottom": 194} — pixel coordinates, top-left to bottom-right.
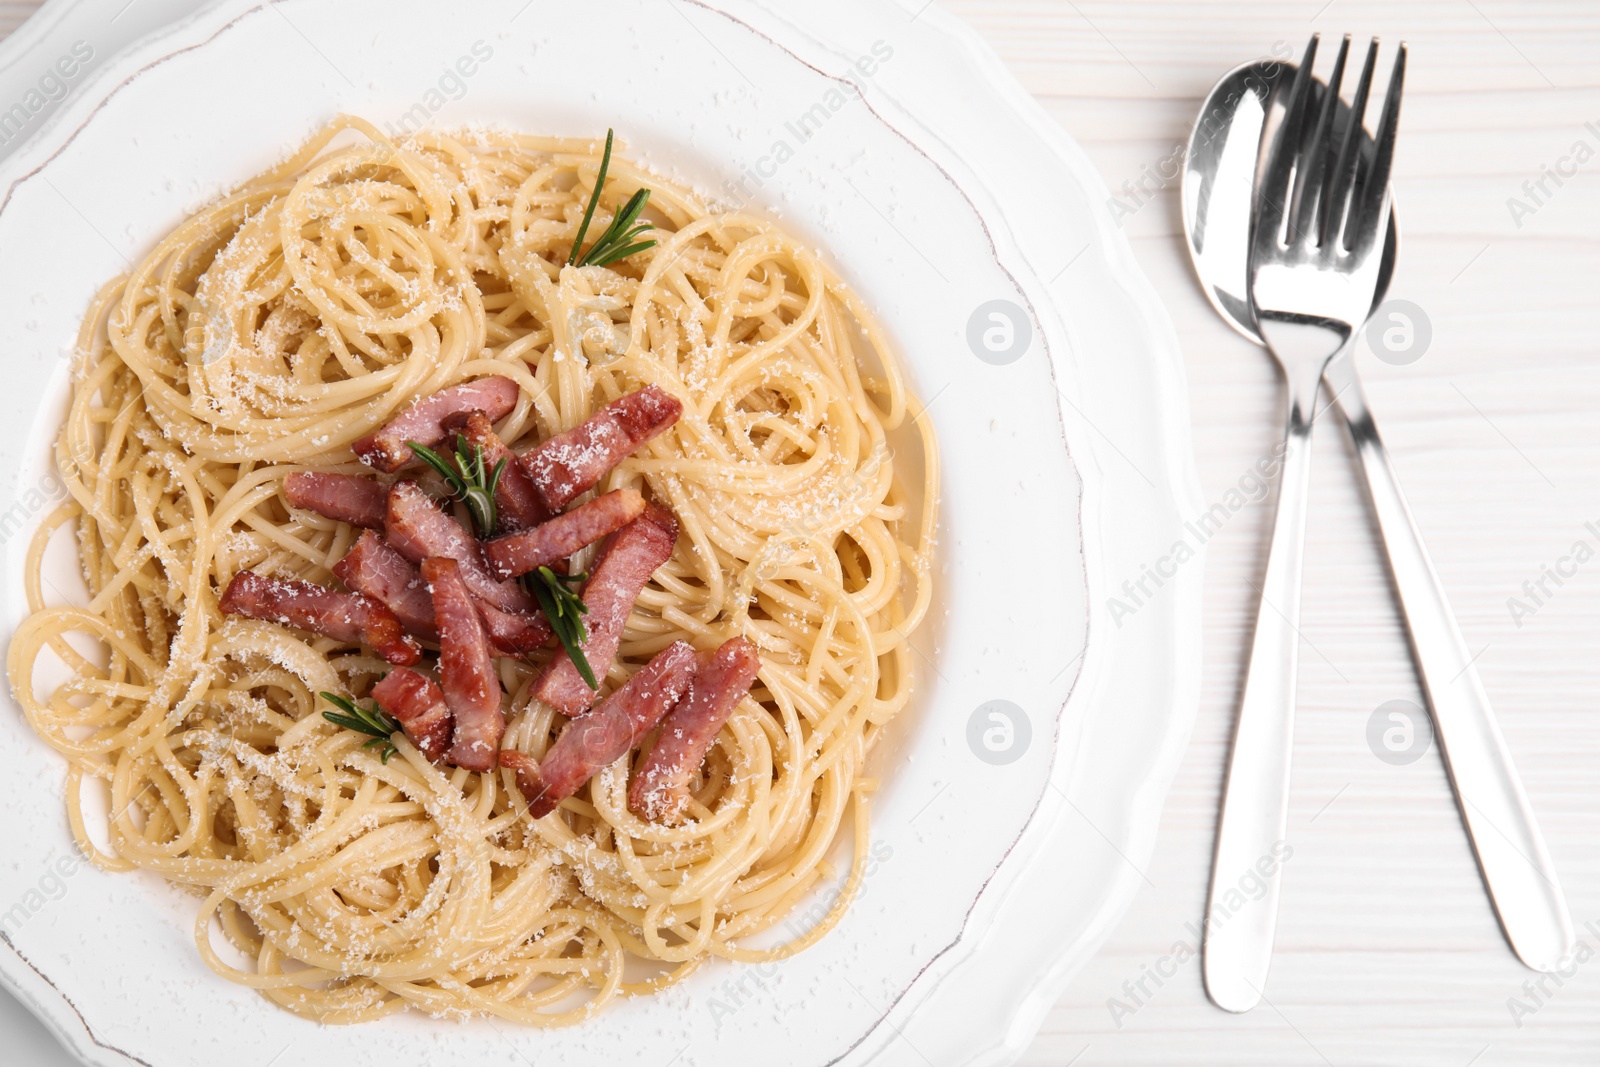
{"left": 3, "top": 2, "right": 1598, "bottom": 1064}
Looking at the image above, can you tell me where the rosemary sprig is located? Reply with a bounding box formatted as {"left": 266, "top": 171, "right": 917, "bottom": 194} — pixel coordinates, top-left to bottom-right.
{"left": 528, "top": 566, "right": 597, "bottom": 690}
{"left": 567, "top": 129, "right": 658, "bottom": 269}
{"left": 320, "top": 692, "right": 400, "bottom": 763}
{"left": 407, "top": 439, "right": 506, "bottom": 538}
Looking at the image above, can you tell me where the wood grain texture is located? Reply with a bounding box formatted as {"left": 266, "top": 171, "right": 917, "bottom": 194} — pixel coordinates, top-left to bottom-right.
{"left": 2, "top": 1, "right": 1598, "bottom": 1064}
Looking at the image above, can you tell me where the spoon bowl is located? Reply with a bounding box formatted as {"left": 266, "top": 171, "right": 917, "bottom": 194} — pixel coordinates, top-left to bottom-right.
{"left": 1180, "top": 58, "right": 1398, "bottom": 342}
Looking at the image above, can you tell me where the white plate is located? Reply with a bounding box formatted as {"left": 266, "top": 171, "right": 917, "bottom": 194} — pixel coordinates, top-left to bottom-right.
{"left": 0, "top": 2, "right": 1203, "bottom": 1064}
{"left": 0, "top": 0, "right": 213, "bottom": 169}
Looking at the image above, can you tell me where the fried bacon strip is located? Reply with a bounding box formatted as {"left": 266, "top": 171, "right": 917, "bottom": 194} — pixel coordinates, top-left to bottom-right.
{"left": 531, "top": 504, "right": 679, "bottom": 716}
{"left": 520, "top": 385, "right": 682, "bottom": 512}
{"left": 503, "top": 640, "right": 699, "bottom": 818}
{"left": 283, "top": 471, "right": 387, "bottom": 529}
{"left": 332, "top": 530, "right": 437, "bottom": 641}
{"left": 333, "top": 529, "right": 549, "bottom": 656}
{"left": 474, "top": 597, "right": 554, "bottom": 655}
{"left": 384, "top": 481, "right": 536, "bottom": 615}
{"left": 628, "top": 636, "right": 761, "bottom": 823}
{"left": 441, "top": 409, "right": 550, "bottom": 532}
{"left": 370, "top": 668, "right": 452, "bottom": 761}
{"left": 219, "top": 570, "right": 421, "bottom": 666}
{"left": 483, "top": 488, "right": 646, "bottom": 579}
{"left": 421, "top": 557, "right": 504, "bottom": 771}
{"left": 353, "top": 376, "right": 520, "bottom": 474}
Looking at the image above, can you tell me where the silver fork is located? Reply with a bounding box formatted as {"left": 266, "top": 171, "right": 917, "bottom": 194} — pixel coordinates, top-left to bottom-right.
{"left": 1203, "top": 34, "right": 1404, "bottom": 1014}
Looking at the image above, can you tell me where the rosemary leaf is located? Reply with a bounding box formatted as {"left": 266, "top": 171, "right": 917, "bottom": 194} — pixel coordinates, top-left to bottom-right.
{"left": 567, "top": 129, "right": 615, "bottom": 266}
{"left": 529, "top": 567, "right": 597, "bottom": 690}
{"left": 407, "top": 439, "right": 501, "bottom": 537}
{"left": 568, "top": 130, "right": 657, "bottom": 269}
{"left": 320, "top": 692, "right": 400, "bottom": 764}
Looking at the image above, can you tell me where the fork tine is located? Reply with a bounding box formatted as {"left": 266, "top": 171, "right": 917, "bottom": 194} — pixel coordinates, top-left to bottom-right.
{"left": 1321, "top": 38, "right": 1378, "bottom": 247}
{"left": 1289, "top": 34, "right": 1350, "bottom": 244}
{"left": 1346, "top": 42, "right": 1407, "bottom": 252}
{"left": 1256, "top": 33, "right": 1320, "bottom": 247}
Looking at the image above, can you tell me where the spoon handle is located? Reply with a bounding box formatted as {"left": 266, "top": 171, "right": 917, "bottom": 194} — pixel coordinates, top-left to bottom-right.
{"left": 1202, "top": 365, "right": 1320, "bottom": 1014}
{"left": 1324, "top": 350, "right": 1575, "bottom": 971}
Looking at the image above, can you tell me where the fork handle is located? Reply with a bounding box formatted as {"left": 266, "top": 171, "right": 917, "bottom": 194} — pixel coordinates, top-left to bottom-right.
{"left": 1326, "top": 352, "right": 1575, "bottom": 971}
{"left": 1202, "top": 366, "right": 1321, "bottom": 1014}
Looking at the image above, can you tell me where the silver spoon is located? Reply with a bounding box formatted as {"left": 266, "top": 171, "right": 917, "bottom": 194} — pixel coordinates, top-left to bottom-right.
{"left": 1182, "top": 57, "right": 1574, "bottom": 995}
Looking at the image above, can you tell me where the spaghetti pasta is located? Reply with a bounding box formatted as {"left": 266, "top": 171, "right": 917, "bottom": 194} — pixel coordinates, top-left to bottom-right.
{"left": 6, "top": 116, "right": 937, "bottom": 1025}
